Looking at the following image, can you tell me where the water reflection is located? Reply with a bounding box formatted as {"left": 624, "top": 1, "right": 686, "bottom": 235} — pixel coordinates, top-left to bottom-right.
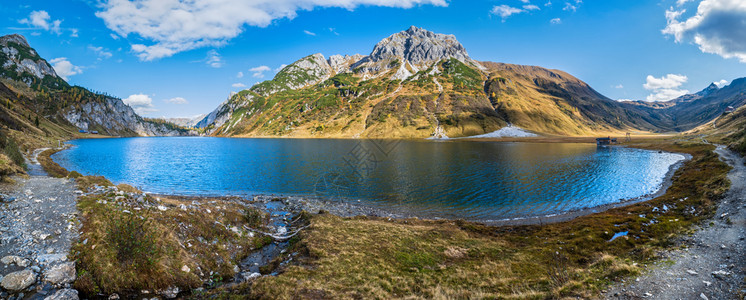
{"left": 53, "top": 138, "right": 684, "bottom": 220}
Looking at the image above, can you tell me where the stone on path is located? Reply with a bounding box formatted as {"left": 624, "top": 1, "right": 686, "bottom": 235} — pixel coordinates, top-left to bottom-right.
{"left": 44, "top": 262, "right": 76, "bottom": 286}
{"left": 44, "top": 289, "right": 79, "bottom": 300}
{"left": 1, "top": 269, "right": 36, "bottom": 291}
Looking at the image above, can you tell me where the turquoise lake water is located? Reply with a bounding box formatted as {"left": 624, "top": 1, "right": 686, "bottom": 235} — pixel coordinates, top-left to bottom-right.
{"left": 52, "top": 137, "right": 685, "bottom": 220}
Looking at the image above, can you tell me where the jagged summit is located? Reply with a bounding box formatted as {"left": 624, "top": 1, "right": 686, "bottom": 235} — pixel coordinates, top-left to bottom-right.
{"left": 353, "top": 26, "right": 479, "bottom": 79}
{"left": 0, "top": 34, "right": 31, "bottom": 48}
{"left": 698, "top": 82, "right": 720, "bottom": 96}
{"left": 0, "top": 33, "right": 60, "bottom": 84}
{"left": 368, "top": 26, "right": 470, "bottom": 65}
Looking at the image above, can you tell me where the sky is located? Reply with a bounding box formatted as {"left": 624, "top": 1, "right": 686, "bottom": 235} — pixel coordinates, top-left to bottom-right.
{"left": 1, "top": 0, "right": 744, "bottom": 118}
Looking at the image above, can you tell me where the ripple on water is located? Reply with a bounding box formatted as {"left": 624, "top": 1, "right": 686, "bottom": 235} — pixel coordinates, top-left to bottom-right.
{"left": 52, "top": 138, "right": 685, "bottom": 220}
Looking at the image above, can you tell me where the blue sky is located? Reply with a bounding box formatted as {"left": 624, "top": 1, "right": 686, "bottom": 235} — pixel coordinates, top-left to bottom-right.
{"left": 1, "top": 0, "right": 744, "bottom": 118}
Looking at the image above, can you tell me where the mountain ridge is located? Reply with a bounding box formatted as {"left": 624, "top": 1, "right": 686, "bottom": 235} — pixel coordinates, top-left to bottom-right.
{"left": 198, "top": 26, "right": 705, "bottom": 138}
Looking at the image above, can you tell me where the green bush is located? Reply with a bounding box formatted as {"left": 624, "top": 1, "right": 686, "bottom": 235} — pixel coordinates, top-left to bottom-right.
{"left": 0, "top": 134, "right": 26, "bottom": 170}
{"left": 244, "top": 208, "right": 268, "bottom": 228}
{"left": 105, "top": 212, "right": 160, "bottom": 268}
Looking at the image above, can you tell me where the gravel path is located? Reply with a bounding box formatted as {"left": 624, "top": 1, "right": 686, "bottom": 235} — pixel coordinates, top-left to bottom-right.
{"left": 605, "top": 145, "right": 746, "bottom": 300}
{"left": 0, "top": 152, "right": 80, "bottom": 299}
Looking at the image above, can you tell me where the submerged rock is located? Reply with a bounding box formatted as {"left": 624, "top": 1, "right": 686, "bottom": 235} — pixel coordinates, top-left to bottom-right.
{"left": 1, "top": 269, "right": 36, "bottom": 291}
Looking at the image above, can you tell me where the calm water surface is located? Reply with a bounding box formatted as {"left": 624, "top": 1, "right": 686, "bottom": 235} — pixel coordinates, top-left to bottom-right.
{"left": 52, "top": 137, "right": 685, "bottom": 220}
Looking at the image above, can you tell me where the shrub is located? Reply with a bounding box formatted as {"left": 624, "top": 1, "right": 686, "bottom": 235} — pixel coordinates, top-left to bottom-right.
{"left": 0, "top": 135, "right": 25, "bottom": 170}
{"left": 245, "top": 208, "right": 268, "bottom": 228}
{"left": 105, "top": 212, "right": 160, "bottom": 268}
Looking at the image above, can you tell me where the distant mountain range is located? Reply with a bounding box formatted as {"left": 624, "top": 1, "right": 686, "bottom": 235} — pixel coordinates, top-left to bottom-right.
{"left": 195, "top": 26, "right": 745, "bottom": 138}
{"left": 0, "top": 28, "right": 743, "bottom": 140}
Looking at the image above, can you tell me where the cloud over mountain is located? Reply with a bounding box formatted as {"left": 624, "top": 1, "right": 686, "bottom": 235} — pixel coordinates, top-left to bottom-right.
{"left": 95, "top": 0, "right": 447, "bottom": 61}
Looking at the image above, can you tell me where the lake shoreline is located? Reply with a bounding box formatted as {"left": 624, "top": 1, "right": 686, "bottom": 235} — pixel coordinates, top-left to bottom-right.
{"left": 35, "top": 137, "right": 737, "bottom": 299}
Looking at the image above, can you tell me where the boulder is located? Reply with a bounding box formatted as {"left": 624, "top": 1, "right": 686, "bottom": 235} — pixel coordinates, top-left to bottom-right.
{"left": 1, "top": 269, "right": 36, "bottom": 291}
{"left": 44, "top": 289, "right": 79, "bottom": 300}
{"left": 44, "top": 262, "right": 76, "bottom": 286}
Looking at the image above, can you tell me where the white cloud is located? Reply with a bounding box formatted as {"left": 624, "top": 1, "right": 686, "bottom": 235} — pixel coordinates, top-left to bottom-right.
{"left": 550, "top": 17, "right": 562, "bottom": 24}
{"left": 563, "top": 2, "right": 578, "bottom": 12}
{"left": 165, "top": 97, "right": 188, "bottom": 104}
{"left": 643, "top": 74, "right": 690, "bottom": 101}
{"left": 677, "top": 0, "right": 694, "bottom": 6}
{"left": 663, "top": 0, "right": 746, "bottom": 63}
{"left": 19, "top": 10, "right": 62, "bottom": 34}
{"left": 520, "top": 0, "right": 530, "bottom": 3}
{"left": 123, "top": 94, "right": 157, "bottom": 114}
{"left": 714, "top": 79, "right": 729, "bottom": 87}
{"left": 89, "top": 46, "right": 113, "bottom": 59}
{"left": 206, "top": 50, "right": 223, "bottom": 68}
{"left": 250, "top": 65, "right": 271, "bottom": 78}
{"left": 491, "top": 5, "right": 526, "bottom": 19}
{"left": 49, "top": 58, "right": 82, "bottom": 81}
{"left": 643, "top": 74, "right": 688, "bottom": 90}
{"left": 614, "top": 84, "right": 624, "bottom": 89}
{"left": 329, "top": 27, "right": 339, "bottom": 35}
{"left": 523, "top": 4, "right": 540, "bottom": 10}
{"left": 70, "top": 28, "right": 79, "bottom": 37}
{"left": 303, "top": 30, "right": 316, "bottom": 36}
{"left": 232, "top": 83, "right": 247, "bottom": 88}
{"left": 94, "top": 0, "right": 447, "bottom": 61}
{"left": 237, "top": 71, "right": 244, "bottom": 78}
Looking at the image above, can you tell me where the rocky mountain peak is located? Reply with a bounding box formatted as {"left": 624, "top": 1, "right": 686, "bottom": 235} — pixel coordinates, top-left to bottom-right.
{"left": 0, "top": 33, "right": 60, "bottom": 84}
{"left": 0, "top": 34, "right": 30, "bottom": 48}
{"left": 693, "top": 82, "right": 721, "bottom": 98}
{"left": 368, "top": 26, "right": 470, "bottom": 66}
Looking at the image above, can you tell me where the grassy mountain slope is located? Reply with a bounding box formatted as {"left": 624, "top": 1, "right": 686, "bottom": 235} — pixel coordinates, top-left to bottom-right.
{"left": 689, "top": 105, "right": 746, "bottom": 155}
{"left": 203, "top": 27, "right": 689, "bottom": 138}
{"left": 206, "top": 58, "right": 671, "bottom": 138}
{"left": 481, "top": 62, "right": 669, "bottom": 135}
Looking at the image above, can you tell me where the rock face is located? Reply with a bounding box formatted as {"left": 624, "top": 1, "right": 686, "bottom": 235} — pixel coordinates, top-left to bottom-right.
{"left": 63, "top": 97, "right": 189, "bottom": 136}
{"left": 0, "top": 34, "right": 60, "bottom": 85}
{"left": 353, "top": 26, "right": 483, "bottom": 79}
{"left": 44, "top": 262, "right": 76, "bottom": 286}
{"left": 1, "top": 269, "right": 36, "bottom": 291}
